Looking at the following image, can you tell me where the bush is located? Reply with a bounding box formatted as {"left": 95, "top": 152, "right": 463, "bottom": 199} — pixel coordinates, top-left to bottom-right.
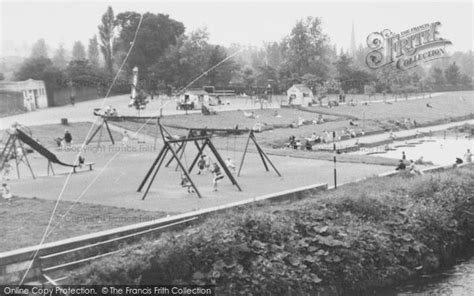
{"left": 68, "top": 166, "right": 474, "bottom": 295}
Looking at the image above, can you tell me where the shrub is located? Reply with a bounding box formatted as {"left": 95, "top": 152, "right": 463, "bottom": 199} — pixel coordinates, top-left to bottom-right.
{"left": 68, "top": 166, "right": 474, "bottom": 295}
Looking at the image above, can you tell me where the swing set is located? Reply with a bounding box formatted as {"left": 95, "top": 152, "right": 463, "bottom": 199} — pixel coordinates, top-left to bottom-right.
{"left": 171, "top": 126, "right": 282, "bottom": 177}
{"left": 86, "top": 110, "right": 161, "bottom": 147}
{"left": 137, "top": 121, "right": 243, "bottom": 200}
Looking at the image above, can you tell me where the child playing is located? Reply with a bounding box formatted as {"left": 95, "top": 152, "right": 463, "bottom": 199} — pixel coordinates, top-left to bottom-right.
{"left": 210, "top": 163, "right": 224, "bottom": 192}
{"left": 1, "top": 183, "right": 13, "bottom": 202}
{"left": 180, "top": 175, "right": 194, "bottom": 193}
{"left": 226, "top": 157, "right": 236, "bottom": 172}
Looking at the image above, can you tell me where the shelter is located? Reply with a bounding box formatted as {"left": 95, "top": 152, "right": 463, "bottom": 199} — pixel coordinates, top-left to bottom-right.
{"left": 0, "top": 79, "right": 48, "bottom": 111}
{"left": 177, "top": 89, "right": 210, "bottom": 110}
{"left": 286, "top": 84, "right": 314, "bottom": 106}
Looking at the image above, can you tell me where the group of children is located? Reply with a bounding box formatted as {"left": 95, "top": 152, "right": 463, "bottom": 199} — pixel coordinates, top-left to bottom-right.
{"left": 395, "top": 149, "right": 473, "bottom": 174}
{"left": 54, "top": 129, "right": 73, "bottom": 148}
{"left": 181, "top": 154, "right": 236, "bottom": 192}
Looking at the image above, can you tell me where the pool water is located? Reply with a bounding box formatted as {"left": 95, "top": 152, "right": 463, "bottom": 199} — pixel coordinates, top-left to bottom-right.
{"left": 354, "top": 137, "right": 473, "bottom": 166}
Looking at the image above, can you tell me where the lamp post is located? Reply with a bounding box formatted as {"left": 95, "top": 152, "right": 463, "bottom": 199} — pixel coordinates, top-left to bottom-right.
{"left": 131, "top": 66, "right": 139, "bottom": 100}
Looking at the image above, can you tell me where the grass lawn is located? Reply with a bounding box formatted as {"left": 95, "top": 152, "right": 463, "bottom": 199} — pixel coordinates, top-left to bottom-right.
{"left": 306, "top": 90, "right": 474, "bottom": 125}
{"left": 114, "top": 107, "right": 341, "bottom": 133}
{"left": 1, "top": 122, "right": 124, "bottom": 149}
{"left": 0, "top": 197, "right": 169, "bottom": 252}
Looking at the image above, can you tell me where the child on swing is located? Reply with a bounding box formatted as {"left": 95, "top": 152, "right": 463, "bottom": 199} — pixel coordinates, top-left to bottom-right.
{"left": 226, "top": 157, "right": 236, "bottom": 172}
{"left": 210, "top": 163, "right": 224, "bottom": 192}
{"left": 197, "top": 154, "right": 207, "bottom": 175}
{"left": 180, "top": 174, "right": 194, "bottom": 193}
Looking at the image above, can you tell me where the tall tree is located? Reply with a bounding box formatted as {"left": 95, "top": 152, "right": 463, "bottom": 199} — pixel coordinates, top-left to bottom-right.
{"left": 281, "top": 17, "right": 329, "bottom": 79}
{"left": 115, "top": 12, "right": 185, "bottom": 80}
{"left": 205, "top": 45, "right": 238, "bottom": 87}
{"left": 30, "top": 39, "right": 48, "bottom": 59}
{"left": 149, "top": 28, "right": 207, "bottom": 89}
{"left": 52, "top": 43, "right": 68, "bottom": 69}
{"left": 72, "top": 41, "right": 86, "bottom": 61}
{"left": 444, "top": 62, "right": 461, "bottom": 85}
{"left": 98, "top": 6, "right": 115, "bottom": 75}
{"left": 430, "top": 67, "right": 445, "bottom": 85}
{"left": 242, "top": 66, "right": 256, "bottom": 92}
{"left": 88, "top": 35, "right": 100, "bottom": 68}
{"left": 15, "top": 57, "right": 64, "bottom": 105}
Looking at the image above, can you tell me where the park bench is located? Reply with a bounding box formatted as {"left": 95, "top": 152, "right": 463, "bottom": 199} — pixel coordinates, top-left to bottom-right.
{"left": 73, "top": 162, "right": 94, "bottom": 173}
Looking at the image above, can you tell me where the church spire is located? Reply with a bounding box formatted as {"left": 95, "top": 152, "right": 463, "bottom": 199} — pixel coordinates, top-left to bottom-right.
{"left": 350, "top": 21, "right": 356, "bottom": 57}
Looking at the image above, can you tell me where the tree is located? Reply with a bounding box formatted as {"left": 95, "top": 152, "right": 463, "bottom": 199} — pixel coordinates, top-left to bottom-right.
{"left": 334, "top": 54, "right": 355, "bottom": 91}
{"left": 205, "top": 45, "right": 237, "bottom": 87}
{"left": 98, "top": 6, "right": 115, "bottom": 75}
{"left": 15, "top": 57, "right": 64, "bottom": 106}
{"left": 364, "top": 84, "right": 376, "bottom": 101}
{"left": 72, "top": 41, "right": 86, "bottom": 61}
{"left": 242, "top": 66, "right": 255, "bottom": 93}
{"left": 52, "top": 44, "right": 68, "bottom": 69}
{"left": 30, "top": 39, "right": 48, "bottom": 59}
{"left": 281, "top": 17, "right": 329, "bottom": 79}
{"left": 264, "top": 42, "right": 283, "bottom": 69}
{"left": 430, "top": 67, "right": 445, "bottom": 86}
{"left": 150, "top": 28, "right": 209, "bottom": 89}
{"left": 115, "top": 12, "right": 185, "bottom": 80}
{"left": 88, "top": 35, "right": 100, "bottom": 68}
{"left": 444, "top": 62, "right": 461, "bottom": 85}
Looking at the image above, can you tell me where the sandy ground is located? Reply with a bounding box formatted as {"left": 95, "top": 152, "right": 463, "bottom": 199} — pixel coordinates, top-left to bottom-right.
{"left": 6, "top": 140, "right": 390, "bottom": 213}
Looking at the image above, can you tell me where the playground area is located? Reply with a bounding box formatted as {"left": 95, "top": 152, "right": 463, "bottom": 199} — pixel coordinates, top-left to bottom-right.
{"left": 1, "top": 90, "right": 473, "bottom": 251}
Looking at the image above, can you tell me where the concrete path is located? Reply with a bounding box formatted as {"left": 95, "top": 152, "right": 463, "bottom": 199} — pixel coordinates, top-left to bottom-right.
{"left": 0, "top": 94, "right": 280, "bottom": 128}
{"left": 316, "top": 119, "right": 474, "bottom": 150}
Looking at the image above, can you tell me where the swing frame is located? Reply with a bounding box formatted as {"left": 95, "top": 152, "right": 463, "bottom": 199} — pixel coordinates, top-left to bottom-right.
{"left": 137, "top": 120, "right": 242, "bottom": 200}
{"left": 86, "top": 111, "right": 161, "bottom": 148}
{"left": 166, "top": 126, "right": 281, "bottom": 177}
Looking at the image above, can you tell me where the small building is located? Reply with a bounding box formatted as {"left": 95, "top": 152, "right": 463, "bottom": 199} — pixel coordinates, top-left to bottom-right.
{"left": 286, "top": 84, "right": 314, "bottom": 106}
{"left": 177, "top": 89, "right": 210, "bottom": 110}
{"left": 0, "top": 79, "right": 48, "bottom": 111}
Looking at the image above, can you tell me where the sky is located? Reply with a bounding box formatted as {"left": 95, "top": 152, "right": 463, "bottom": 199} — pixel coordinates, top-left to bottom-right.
{"left": 0, "top": 0, "right": 473, "bottom": 57}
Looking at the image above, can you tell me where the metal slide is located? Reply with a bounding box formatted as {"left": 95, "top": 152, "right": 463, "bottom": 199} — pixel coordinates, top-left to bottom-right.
{"left": 15, "top": 128, "right": 76, "bottom": 167}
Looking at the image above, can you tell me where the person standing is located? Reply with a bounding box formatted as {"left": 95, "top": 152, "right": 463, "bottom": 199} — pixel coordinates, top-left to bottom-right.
{"left": 402, "top": 151, "right": 406, "bottom": 161}
{"left": 210, "top": 163, "right": 224, "bottom": 192}
{"left": 64, "top": 129, "right": 72, "bottom": 146}
{"left": 464, "top": 149, "right": 472, "bottom": 163}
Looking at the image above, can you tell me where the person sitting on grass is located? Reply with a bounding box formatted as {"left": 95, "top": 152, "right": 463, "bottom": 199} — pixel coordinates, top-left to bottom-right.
{"left": 297, "top": 117, "right": 304, "bottom": 126}
{"left": 1, "top": 183, "right": 13, "bottom": 203}
{"left": 453, "top": 157, "right": 463, "bottom": 168}
{"left": 211, "top": 163, "right": 224, "bottom": 192}
{"left": 253, "top": 121, "right": 264, "bottom": 132}
{"left": 244, "top": 111, "right": 256, "bottom": 119}
{"left": 389, "top": 130, "right": 396, "bottom": 140}
{"left": 408, "top": 160, "right": 423, "bottom": 175}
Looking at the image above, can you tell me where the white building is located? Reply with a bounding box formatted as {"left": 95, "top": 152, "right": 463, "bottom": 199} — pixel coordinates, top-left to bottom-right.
{"left": 0, "top": 79, "right": 48, "bottom": 111}
{"left": 286, "top": 84, "right": 314, "bottom": 106}
{"left": 177, "top": 89, "right": 210, "bottom": 109}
